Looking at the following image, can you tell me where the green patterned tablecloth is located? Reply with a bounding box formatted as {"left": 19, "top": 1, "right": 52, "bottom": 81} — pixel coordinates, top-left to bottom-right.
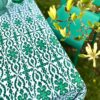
{"left": 0, "top": 0, "right": 86, "bottom": 100}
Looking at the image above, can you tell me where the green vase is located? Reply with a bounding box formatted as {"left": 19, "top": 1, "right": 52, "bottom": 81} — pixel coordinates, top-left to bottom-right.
{"left": 12, "top": 0, "right": 24, "bottom": 3}
{"left": 0, "top": 0, "right": 8, "bottom": 15}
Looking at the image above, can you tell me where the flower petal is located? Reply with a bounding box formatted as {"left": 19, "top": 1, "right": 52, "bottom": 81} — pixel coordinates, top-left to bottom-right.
{"left": 48, "top": 5, "right": 57, "bottom": 20}
{"left": 86, "top": 43, "right": 92, "bottom": 55}
{"left": 88, "top": 57, "right": 93, "bottom": 60}
{"left": 93, "top": 58, "right": 96, "bottom": 68}
{"left": 93, "top": 42, "right": 97, "bottom": 53}
{"left": 96, "top": 50, "right": 100, "bottom": 56}
{"left": 59, "top": 27, "right": 67, "bottom": 37}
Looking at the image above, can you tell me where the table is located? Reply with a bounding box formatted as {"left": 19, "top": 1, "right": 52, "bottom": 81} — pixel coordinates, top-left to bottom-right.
{"left": 0, "top": 0, "right": 86, "bottom": 99}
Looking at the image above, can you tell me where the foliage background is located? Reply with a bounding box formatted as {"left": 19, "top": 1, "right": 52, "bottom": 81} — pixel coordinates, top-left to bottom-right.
{"left": 35, "top": 0, "right": 100, "bottom": 100}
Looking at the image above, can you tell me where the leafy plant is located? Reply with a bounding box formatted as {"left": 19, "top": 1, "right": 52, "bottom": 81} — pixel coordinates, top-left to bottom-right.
{"left": 48, "top": 0, "right": 100, "bottom": 41}
{"left": 48, "top": 0, "right": 100, "bottom": 67}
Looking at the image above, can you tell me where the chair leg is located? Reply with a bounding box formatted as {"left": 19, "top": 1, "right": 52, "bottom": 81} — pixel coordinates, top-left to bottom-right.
{"left": 73, "top": 49, "right": 80, "bottom": 66}
{"left": 91, "top": 33, "right": 97, "bottom": 45}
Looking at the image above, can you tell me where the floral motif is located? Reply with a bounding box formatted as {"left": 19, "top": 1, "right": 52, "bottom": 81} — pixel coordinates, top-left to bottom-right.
{"left": 71, "top": 71, "right": 82, "bottom": 85}
{"left": 18, "top": 92, "right": 31, "bottom": 100}
{"left": 14, "top": 19, "right": 22, "bottom": 27}
{"left": 36, "top": 15, "right": 43, "bottom": 20}
{"left": 23, "top": 42, "right": 33, "bottom": 55}
{"left": 50, "top": 36, "right": 58, "bottom": 45}
{"left": 1, "top": 21, "right": 10, "bottom": 30}
{"left": 7, "top": 46, "right": 18, "bottom": 62}
{"left": 26, "top": 17, "right": 33, "bottom": 24}
{"left": 55, "top": 78, "right": 68, "bottom": 95}
{"left": 36, "top": 39, "right": 46, "bottom": 51}
{"left": 37, "top": 84, "right": 51, "bottom": 100}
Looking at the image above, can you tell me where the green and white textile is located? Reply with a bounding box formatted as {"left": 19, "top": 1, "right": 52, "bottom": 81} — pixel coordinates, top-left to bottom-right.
{"left": 0, "top": 0, "right": 86, "bottom": 99}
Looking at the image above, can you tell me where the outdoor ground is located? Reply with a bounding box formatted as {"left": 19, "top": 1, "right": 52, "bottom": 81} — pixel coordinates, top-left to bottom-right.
{"left": 35, "top": 0, "right": 100, "bottom": 100}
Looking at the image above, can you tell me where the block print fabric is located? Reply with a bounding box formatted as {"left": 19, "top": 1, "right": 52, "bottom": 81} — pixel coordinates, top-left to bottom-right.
{"left": 0, "top": 0, "right": 86, "bottom": 100}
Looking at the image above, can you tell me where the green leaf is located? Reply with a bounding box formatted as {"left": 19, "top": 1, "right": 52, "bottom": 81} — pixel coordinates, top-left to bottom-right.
{"left": 88, "top": 20, "right": 93, "bottom": 28}
{"left": 53, "top": 22, "right": 61, "bottom": 30}
{"left": 79, "top": 54, "right": 87, "bottom": 58}
{"left": 81, "top": 0, "right": 91, "bottom": 4}
{"left": 96, "top": 27, "right": 100, "bottom": 33}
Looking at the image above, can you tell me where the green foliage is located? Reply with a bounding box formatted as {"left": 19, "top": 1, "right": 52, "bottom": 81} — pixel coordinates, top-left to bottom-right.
{"left": 88, "top": 21, "right": 100, "bottom": 33}
{"left": 47, "top": 0, "right": 98, "bottom": 41}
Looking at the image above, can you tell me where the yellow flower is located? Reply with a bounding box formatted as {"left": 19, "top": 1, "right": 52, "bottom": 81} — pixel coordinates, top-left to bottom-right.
{"left": 93, "top": 79, "right": 96, "bottom": 83}
{"left": 53, "top": 22, "right": 61, "bottom": 30}
{"left": 71, "top": 13, "right": 77, "bottom": 21}
{"left": 59, "top": 27, "right": 67, "bottom": 37}
{"left": 66, "top": 0, "right": 73, "bottom": 11}
{"left": 79, "top": 43, "right": 100, "bottom": 68}
{"left": 96, "top": 27, "right": 100, "bottom": 33}
{"left": 59, "top": 27, "right": 70, "bottom": 38}
{"left": 48, "top": 5, "right": 57, "bottom": 20}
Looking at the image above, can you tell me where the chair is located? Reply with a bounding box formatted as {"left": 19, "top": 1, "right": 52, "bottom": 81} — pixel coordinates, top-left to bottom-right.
{"left": 47, "top": 0, "right": 100, "bottom": 65}
{"left": 60, "top": 0, "right": 66, "bottom": 5}
{"left": 93, "top": 0, "right": 100, "bottom": 7}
